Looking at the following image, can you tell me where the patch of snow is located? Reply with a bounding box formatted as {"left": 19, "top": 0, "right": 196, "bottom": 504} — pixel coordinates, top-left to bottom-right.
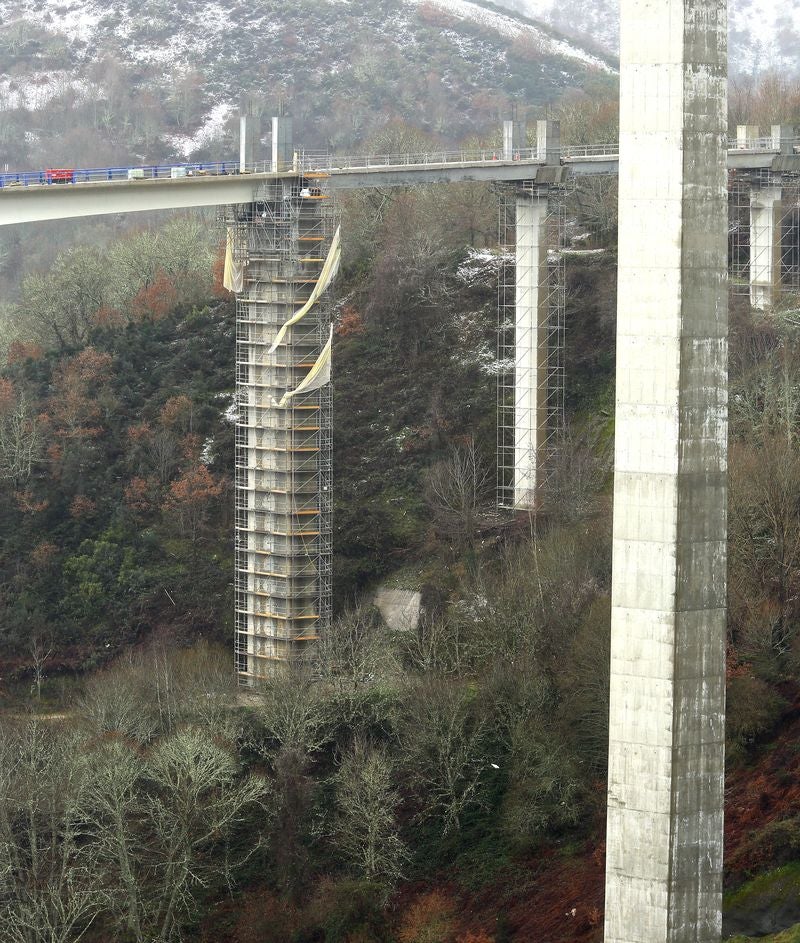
{"left": 223, "top": 398, "right": 238, "bottom": 424}
{"left": 0, "top": 0, "right": 104, "bottom": 44}
{"left": 200, "top": 436, "right": 214, "bottom": 464}
{"left": 481, "top": 355, "right": 514, "bottom": 376}
{"left": 0, "top": 71, "right": 91, "bottom": 111}
{"left": 457, "top": 247, "right": 510, "bottom": 286}
{"left": 164, "top": 101, "right": 234, "bottom": 158}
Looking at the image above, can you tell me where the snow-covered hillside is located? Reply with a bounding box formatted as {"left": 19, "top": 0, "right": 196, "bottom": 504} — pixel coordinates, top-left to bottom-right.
{"left": 0, "top": 0, "right": 612, "bottom": 73}
{"left": 0, "top": 0, "right": 617, "bottom": 167}
{"left": 494, "top": 0, "right": 800, "bottom": 73}
{"left": 414, "top": 0, "right": 611, "bottom": 70}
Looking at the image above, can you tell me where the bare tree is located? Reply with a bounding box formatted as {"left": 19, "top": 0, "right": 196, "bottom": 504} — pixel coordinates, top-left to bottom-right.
{"left": 0, "top": 721, "right": 104, "bottom": 943}
{"left": 28, "top": 629, "right": 54, "bottom": 700}
{"left": 79, "top": 665, "right": 160, "bottom": 744}
{"left": 316, "top": 605, "right": 394, "bottom": 690}
{"left": 332, "top": 738, "right": 408, "bottom": 895}
{"left": 573, "top": 176, "right": 618, "bottom": 239}
{"left": 544, "top": 427, "right": 611, "bottom": 523}
{"left": 143, "top": 728, "right": 268, "bottom": 941}
{"left": 0, "top": 390, "right": 45, "bottom": 484}
{"left": 400, "top": 679, "right": 488, "bottom": 834}
{"left": 245, "top": 667, "right": 330, "bottom": 895}
{"left": 400, "top": 614, "right": 467, "bottom": 676}
{"left": 84, "top": 739, "right": 147, "bottom": 943}
{"left": 424, "top": 439, "right": 490, "bottom": 549}
{"left": 731, "top": 339, "right": 800, "bottom": 447}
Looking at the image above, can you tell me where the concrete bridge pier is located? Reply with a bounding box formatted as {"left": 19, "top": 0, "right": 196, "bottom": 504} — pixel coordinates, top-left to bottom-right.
{"left": 512, "top": 187, "right": 550, "bottom": 509}
{"left": 272, "top": 114, "right": 294, "bottom": 172}
{"left": 502, "top": 113, "right": 528, "bottom": 160}
{"left": 239, "top": 99, "right": 261, "bottom": 169}
{"left": 605, "top": 0, "right": 727, "bottom": 940}
{"left": 771, "top": 124, "right": 798, "bottom": 155}
{"left": 536, "top": 119, "right": 560, "bottom": 164}
{"left": 225, "top": 161, "right": 336, "bottom": 681}
{"left": 736, "top": 123, "right": 759, "bottom": 149}
{"left": 750, "top": 184, "right": 783, "bottom": 310}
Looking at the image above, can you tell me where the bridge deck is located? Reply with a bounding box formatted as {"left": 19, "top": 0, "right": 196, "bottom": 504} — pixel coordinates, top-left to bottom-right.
{"left": 0, "top": 143, "right": 793, "bottom": 227}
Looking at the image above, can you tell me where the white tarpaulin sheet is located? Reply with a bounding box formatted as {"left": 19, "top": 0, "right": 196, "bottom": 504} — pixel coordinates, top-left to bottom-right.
{"left": 222, "top": 228, "right": 244, "bottom": 293}
{"left": 279, "top": 327, "right": 332, "bottom": 406}
{"left": 269, "top": 226, "right": 341, "bottom": 354}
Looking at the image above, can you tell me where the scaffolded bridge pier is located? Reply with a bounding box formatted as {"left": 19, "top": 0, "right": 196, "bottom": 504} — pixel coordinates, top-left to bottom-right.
{"left": 219, "top": 168, "right": 338, "bottom": 681}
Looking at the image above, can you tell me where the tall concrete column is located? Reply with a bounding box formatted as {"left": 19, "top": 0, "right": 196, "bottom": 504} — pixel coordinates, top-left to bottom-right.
{"left": 750, "top": 185, "right": 782, "bottom": 310}
{"left": 736, "top": 124, "right": 759, "bottom": 148}
{"left": 271, "top": 115, "right": 294, "bottom": 172}
{"left": 239, "top": 100, "right": 261, "bottom": 169}
{"left": 513, "top": 190, "right": 549, "bottom": 509}
{"left": 503, "top": 120, "right": 514, "bottom": 161}
{"left": 536, "top": 119, "right": 560, "bottom": 164}
{"left": 605, "top": 2, "right": 727, "bottom": 942}
{"left": 771, "top": 124, "right": 797, "bottom": 155}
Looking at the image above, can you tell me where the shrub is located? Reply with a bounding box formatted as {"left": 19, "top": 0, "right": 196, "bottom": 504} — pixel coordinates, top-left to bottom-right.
{"left": 398, "top": 891, "right": 457, "bottom": 943}
{"left": 727, "top": 672, "right": 785, "bottom": 749}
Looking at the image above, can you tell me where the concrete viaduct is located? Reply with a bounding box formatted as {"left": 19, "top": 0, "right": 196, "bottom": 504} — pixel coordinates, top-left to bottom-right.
{"left": 0, "top": 1, "right": 795, "bottom": 935}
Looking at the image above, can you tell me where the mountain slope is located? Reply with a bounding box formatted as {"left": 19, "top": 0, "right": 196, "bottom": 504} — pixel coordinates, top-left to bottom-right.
{"left": 0, "top": 0, "right": 614, "bottom": 170}
{"left": 493, "top": 0, "right": 800, "bottom": 74}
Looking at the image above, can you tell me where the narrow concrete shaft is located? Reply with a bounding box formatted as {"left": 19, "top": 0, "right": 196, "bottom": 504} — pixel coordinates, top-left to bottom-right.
{"left": 749, "top": 186, "right": 782, "bottom": 310}
{"left": 605, "top": 2, "right": 728, "bottom": 942}
{"left": 514, "top": 193, "right": 549, "bottom": 508}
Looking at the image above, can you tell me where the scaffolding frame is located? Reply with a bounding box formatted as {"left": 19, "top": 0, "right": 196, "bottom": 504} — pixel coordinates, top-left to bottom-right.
{"left": 220, "top": 174, "right": 336, "bottom": 683}
{"left": 497, "top": 182, "right": 567, "bottom": 509}
{"left": 729, "top": 169, "right": 800, "bottom": 309}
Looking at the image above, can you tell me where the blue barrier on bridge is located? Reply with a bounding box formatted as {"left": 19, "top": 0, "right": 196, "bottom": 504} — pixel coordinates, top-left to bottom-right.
{"left": 0, "top": 162, "right": 240, "bottom": 189}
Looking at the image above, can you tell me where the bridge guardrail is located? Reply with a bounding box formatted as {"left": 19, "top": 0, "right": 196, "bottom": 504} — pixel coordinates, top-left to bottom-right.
{"left": 1, "top": 136, "right": 798, "bottom": 191}
{"left": 0, "top": 161, "right": 240, "bottom": 189}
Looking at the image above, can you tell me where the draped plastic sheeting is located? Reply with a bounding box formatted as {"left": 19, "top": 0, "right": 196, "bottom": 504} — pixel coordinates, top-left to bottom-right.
{"left": 279, "top": 326, "right": 333, "bottom": 407}
{"left": 269, "top": 226, "right": 341, "bottom": 354}
{"left": 223, "top": 228, "right": 244, "bottom": 293}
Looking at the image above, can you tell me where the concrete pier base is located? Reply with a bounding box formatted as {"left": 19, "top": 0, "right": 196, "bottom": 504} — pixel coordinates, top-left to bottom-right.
{"left": 750, "top": 185, "right": 782, "bottom": 310}
{"left": 605, "top": 1, "right": 728, "bottom": 941}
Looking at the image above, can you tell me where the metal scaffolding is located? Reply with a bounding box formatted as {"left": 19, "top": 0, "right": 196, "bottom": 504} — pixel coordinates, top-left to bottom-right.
{"left": 219, "top": 173, "right": 336, "bottom": 682}
{"left": 497, "top": 182, "right": 566, "bottom": 509}
{"left": 729, "top": 169, "right": 800, "bottom": 310}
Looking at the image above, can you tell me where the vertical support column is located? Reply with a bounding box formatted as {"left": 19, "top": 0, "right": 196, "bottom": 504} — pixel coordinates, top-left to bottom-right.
{"left": 230, "top": 176, "right": 334, "bottom": 681}
{"left": 513, "top": 112, "right": 527, "bottom": 157}
{"left": 736, "top": 124, "right": 759, "bottom": 148}
{"left": 272, "top": 115, "right": 294, "bottom": 172}
{"left": 536, "top": 119, "right": 561, "bottom": 164}
{"left": 513, "top": 190, "right": 549, "bottom": 509}
{"left": 239, "top": 100, "right": 261, "bottom": 170}
{"left": 605, "top": 2, "right": 727, "bottom": 942}
{"left": 771, "top": 124, "right": 796, "bottom": 155}
{"left": 502, "top": 120, "right": 514, "bottom": 161}
{"left": 750, "top": 185, "right": 782, "bottom": 310}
